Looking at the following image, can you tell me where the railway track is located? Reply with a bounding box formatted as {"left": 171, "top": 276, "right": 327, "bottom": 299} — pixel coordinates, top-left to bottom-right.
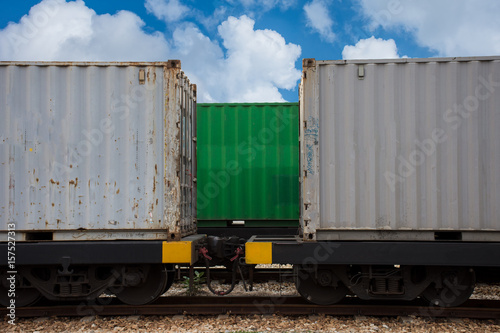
{"left": 3, "top": 297, "right": 500, "bottom": 319}
{"left": 176, "top": 267, "right": 294, "bottom": 283}
{"left": 176, "top": 267, "right": 500, "bottom": 284}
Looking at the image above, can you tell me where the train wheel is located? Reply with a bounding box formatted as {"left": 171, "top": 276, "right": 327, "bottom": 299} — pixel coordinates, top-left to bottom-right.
{"left": 294, "top": 265, "right": 348, "bottom": 305}
{"left": 0, "top": 270, "right": 41, "bottom": 307}
{"left": 115, "top": 264, "right": 168, "bottom": 305}
{"left": 421, "top": 267, "right": 475, "bottom": 307}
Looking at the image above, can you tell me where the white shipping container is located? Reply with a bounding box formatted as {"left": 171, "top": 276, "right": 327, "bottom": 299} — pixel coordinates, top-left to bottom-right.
{"left": 300, "top": 57, "right": 500, "bottom": 241}
{"left": 0, "top": 61, "right": 197, "bottom": 241}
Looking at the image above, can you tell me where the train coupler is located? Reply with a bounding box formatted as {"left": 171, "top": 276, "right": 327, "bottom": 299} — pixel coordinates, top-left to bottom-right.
{"left": 202, "top": 236, "right": 249, "bottom": 296}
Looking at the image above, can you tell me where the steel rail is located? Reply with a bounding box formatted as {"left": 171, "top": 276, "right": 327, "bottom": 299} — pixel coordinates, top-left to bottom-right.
{"left": 2, "top": 297, "right": 500, "bottom": 319}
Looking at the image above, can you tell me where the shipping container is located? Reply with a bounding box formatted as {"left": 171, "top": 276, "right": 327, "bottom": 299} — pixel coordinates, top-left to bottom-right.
{"left": 0, "top": 61, "right": 197, "bottom": 241}
{"left": 300, "top": 57, "right": 500, "bottom": 241}
{"left": 197, "top": 103, "right": 299, "bottom": 227}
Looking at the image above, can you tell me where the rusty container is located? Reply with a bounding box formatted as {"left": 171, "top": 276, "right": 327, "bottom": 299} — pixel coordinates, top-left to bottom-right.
{"left": 0, "top": 60, "right": 197, "bottom": 241}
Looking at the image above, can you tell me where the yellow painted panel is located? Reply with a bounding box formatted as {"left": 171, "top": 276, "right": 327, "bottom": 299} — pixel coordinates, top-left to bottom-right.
{"left": 162, "top": 241, "right": 193, "bottom": 264}
{"left": 245, "top": 242, "right": 272, "bottom": 264}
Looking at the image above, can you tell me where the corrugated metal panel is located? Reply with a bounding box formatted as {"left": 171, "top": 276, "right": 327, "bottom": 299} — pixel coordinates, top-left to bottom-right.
{"left": 197, "top": 103, "right": 299, "bottom": 223}
{"left": 300, "top": 57, "right": 500, "bottom": 240}
{"left": 0, "top": 61, "right": 197, "bottom": 241}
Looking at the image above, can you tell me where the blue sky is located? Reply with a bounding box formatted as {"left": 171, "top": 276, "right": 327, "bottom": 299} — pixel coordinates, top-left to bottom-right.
{"left": 0, "top": 0, "right": 499, "bottom": 102}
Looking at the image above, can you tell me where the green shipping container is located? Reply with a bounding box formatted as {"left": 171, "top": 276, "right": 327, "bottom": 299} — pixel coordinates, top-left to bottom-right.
{"left": 197, "top": 103, "right": 299, "bottom": 227}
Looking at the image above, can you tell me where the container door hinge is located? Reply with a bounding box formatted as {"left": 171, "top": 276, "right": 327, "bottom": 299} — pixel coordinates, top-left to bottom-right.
{"left": 358, "top": 65, "right": 365, "bottom": 79}
{"left": 139, "top": 69, "right": 146, "bottom": 85}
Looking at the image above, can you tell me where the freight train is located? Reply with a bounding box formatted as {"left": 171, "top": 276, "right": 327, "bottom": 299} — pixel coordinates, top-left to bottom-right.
{"left": 1, "top": 56, "right": 500, "bottom": 308}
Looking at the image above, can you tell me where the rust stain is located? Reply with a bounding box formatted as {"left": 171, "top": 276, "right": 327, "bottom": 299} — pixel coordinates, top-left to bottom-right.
{"left": 36, "top": 178, "right": 39, "bottom": 182}
{"left": 70, "top": 164, "right": 73, "bottom": 168}
{"left": 155, "top": 164, "right": 158, "bottom": 174}
{"left": 49, "top": 179, "right": 60, "bottom": 185}
{"left": 79, "top": 200, "right": 82, "bottom": 205}
{"left": 9, "top": 175, "right": 15, "bottom": 189}
{"left": 116, "top": 188, "right": 120, "bottom": 194}
{"left": 51, "top": 203, "right": 54, "bottom": 207}
{"left": 153, "top": 176, "right": 156, "bottom": 193}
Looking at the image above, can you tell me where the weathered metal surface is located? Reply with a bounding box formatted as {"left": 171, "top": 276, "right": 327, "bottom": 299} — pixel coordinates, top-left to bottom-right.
{"left": 299, "top": 56, "right": 500, "bottom": 241}
{"left": 0, "top": 61, "right": 196, "bottom": 241}
{"left": 300, "top": 59, "right": 320, "bottom": 240}
{"left": 196, "top": 103, "right": 299, "bottom": 225}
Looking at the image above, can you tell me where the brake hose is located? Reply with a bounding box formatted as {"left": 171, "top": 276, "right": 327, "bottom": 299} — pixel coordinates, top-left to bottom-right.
{"left": 200, "top": 247, "right": 244, "bottom": 296}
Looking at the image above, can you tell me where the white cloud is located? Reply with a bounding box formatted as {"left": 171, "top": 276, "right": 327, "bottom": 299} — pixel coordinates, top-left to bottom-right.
{"left": 0, "top": 1, "right": 301, "bottom": 103}
{"left": 233, "top": 0, "right": 296, "bottom": 11}
{"left": 0, "top": 0, "right": 169, "bottom": 61}
{"left": 217, "top": 15, "right": 301, "bottom": 101}
{"left": 170, "top": 24, "right": 225, "bottom": 102}
{"left": 357, "top": 0, "right": 500, "bottom": 56}
{"left": 304, "top": 0, "right": 335, "bottom": 43}
{"left": 342, "top": 36, "right": 399, "bottom": 59}
{"left": 173, "top": 16, "right": 302, "bottom": 102}
{"left": 197, "top": 6, "right": 228, "bottom": 30}
{"left": 145, "top": 0, "right": 189, "bottom": 23}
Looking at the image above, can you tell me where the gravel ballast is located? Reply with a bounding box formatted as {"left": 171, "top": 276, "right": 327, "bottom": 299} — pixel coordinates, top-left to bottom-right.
{"left": 2, "top": 314, "right": 500, "bottom": 333}
{"left": 2, "top": 282, "right": 500, "bottom": 333}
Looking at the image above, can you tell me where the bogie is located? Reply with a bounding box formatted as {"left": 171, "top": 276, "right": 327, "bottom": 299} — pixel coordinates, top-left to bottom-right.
{"left": 1, "top": 264, "right": 174, "bottom": 307}
{"left": 293, "top": 264, "right": 476, "bottom": 307}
